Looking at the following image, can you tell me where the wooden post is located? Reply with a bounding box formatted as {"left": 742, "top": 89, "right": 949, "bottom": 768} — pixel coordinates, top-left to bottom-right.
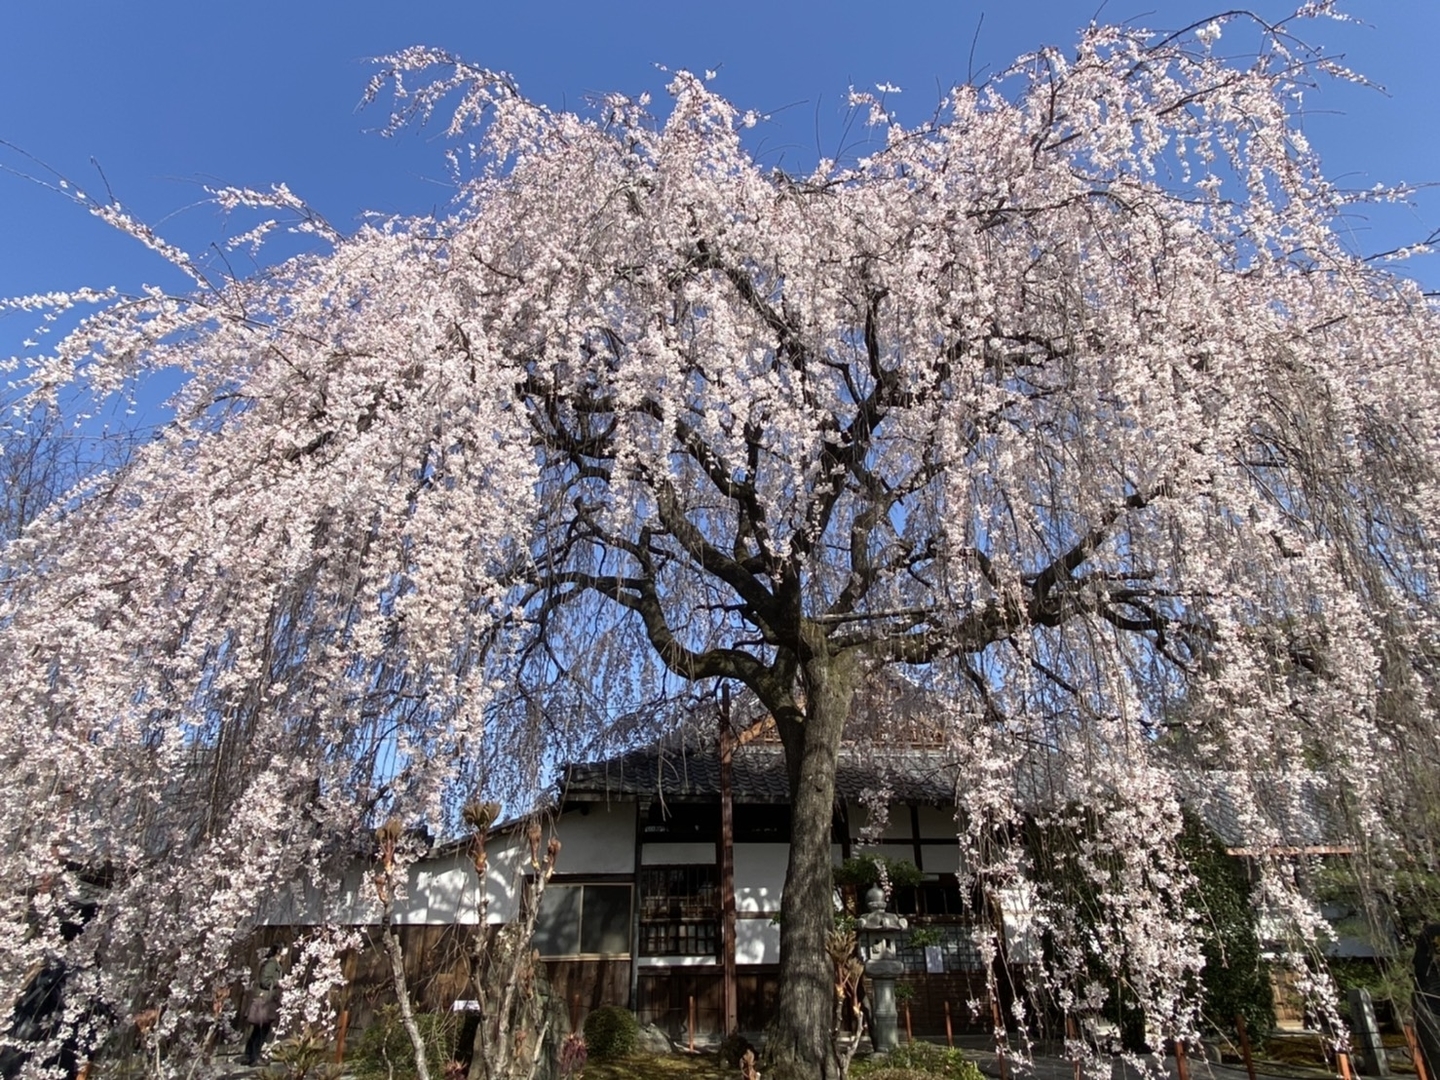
{"left": 905, "top": 1000, "right": 912, "bottom": 1043}
{"left": 1338, "top": 1050, "right": 1354, "bottom": 1080}
{"left": 689, "top": 994, "right": 696, "bottom": 1053}
{"left": 992, "top": 996, "right": 1009, "bottom": 1080}
{"left": 1066, "top": 1015, "right": 1082, "bottom": 1080}
{"left": 1236, "top": 1013, "right": 1258, "bottom": 1080}
{"left": 1174, "top": 1038, "right": 1191, "bottom": 1080}
{"left": 1406, "top": 1024, "right": 1431, "bottom": 1080}
{"left": 944, "top": 1000, "right": 954, "bottom": 1048}
{"left": 334, "top": 1008, "right": 350, "bottom": 1064}
{"left": 718, "top": 685, "right": 739, "bottom": 1037}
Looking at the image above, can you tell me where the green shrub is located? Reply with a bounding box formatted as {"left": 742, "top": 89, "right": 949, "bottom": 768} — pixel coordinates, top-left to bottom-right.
{"left": 852, "top": 1042, "right": 984, "bottom": 1080}
{"left": 834, "top": 857, "right": 925, "bottom": 891}
{"left": 581, "top": 1005, "right": 639, "bottom": 1061}
{"left": 351, "top": 1007, "right": 461, "bottom": 1079}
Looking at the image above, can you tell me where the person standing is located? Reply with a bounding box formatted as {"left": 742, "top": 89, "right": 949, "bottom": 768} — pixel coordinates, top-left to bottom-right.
{"left": 243, "top": 946, "right": 283, "bottom": 1067}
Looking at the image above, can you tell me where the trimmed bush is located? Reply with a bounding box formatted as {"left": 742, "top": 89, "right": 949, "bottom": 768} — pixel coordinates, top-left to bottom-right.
{"left": 582, "top": 1005, "right": 639, "bottom": 1062}
{"left": 852, "top": 1042, "right": 984, "bottom": 1080}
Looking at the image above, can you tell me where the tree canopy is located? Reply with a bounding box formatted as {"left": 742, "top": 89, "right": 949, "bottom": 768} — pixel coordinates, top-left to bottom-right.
{"left": 3, "top": 9, "right": 1440, "bottom": 1078}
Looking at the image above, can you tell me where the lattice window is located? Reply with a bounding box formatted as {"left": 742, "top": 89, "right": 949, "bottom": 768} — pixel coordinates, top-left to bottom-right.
{"left": 639, "top": 865, "right": 719, "bottom": 957}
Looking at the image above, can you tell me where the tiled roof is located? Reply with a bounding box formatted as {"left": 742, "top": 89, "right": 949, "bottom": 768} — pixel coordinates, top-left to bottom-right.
{"left": 561, "top": 743, "right": 1344, "bottom": 851}
{"left": 562, "top": 743, "right": 961, "bottom": 806}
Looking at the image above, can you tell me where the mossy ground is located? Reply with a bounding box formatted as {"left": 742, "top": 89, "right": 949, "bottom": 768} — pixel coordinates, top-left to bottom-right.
{"left": 579, "top": 1051, "right": 733, "bottom": 1079}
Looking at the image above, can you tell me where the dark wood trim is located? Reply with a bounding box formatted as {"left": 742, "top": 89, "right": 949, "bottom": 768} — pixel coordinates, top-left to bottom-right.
{"left": 630, "top": 801, "right": 643, "bottom": 1010}
{"left": 719, "top": 686, "right": 739, "bottom": 1037}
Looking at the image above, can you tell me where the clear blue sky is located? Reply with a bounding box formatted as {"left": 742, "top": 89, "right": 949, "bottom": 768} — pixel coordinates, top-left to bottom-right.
{"left": 2, "top": 0, "right": 1438, "bottom": 315}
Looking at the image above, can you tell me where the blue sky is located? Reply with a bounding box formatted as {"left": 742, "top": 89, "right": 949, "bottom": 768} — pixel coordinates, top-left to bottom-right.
{"left": 2, "top": 0, "right": 1439, "bottom": 316}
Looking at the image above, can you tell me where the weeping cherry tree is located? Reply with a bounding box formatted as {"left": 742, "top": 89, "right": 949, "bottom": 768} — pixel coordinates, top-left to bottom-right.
{"left": 3, "top": 7, "right": 1440, "bottom": 1078}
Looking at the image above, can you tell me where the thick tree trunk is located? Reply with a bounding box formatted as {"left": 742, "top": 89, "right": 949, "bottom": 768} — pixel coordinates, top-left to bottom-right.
{"left": 764, "top": 644, "right": 858, "bottom": 1080}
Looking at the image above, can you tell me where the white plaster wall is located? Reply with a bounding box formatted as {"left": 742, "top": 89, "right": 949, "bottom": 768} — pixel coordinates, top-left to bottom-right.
{"left": 914, "top": 805, "right": 958, "bottom": 840}
{"left": 733, "top": 844, "right": 786, "bottom": 914}
{"left": 262, "top": 860, "right": 380, "bottom": 926}
{"left": 642, "top": 842, "right": 715, "bottom": 865}
{"left": 736, "top": 918, "right": 780, "bottom": 965}
{"left": 390, "top": 836, "right": 530, "bottom": 925}
{"left": 550, "top": 806, "right": 636, "bottom": 874}
{"left": 635, "top": 955, "right": 722, "bottom": 968}
{"left": 266, "top": 823, "right": 559, "bottom": 927}
{"left": 999, "top": 881, "right": 1039, "bottom": 965}
{"left": 259, "top": 876, "right": 327, "bottom": 926}
{"left": 393, "top": 852, "right": 479, "bottom": 924}
{"left": 480, "top": 841, "right": 524, "bottom": 923}
{"left": 335, "top": 863, "right": 380, "bottom": 924}
{"left": 846, "top": 803, "right": 916, "bottom": 841}
{"left": 919, "top": 843, "right": 961, "bottom": 875}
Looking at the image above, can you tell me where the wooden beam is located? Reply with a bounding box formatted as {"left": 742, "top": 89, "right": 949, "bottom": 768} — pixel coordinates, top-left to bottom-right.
{"left": 719, "top": 685, "right": 739, "bottom": 1037}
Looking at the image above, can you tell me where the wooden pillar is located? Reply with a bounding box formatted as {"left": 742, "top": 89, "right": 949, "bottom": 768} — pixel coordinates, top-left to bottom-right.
{"left": 1175, "top": 1038, "right": 1191, "bottom": 1080}
{"left": 1404, "top": 1024, "right": 1431, "bottom": 1080}
{"left": 719, "top": 685, "right": 739, "bottom": 1037}
{"left": 1236, "top": 1013, "right": 1258, "bottom": 1080}
{"left": 629, "top": 800, "right": 643, "bottom": 1013}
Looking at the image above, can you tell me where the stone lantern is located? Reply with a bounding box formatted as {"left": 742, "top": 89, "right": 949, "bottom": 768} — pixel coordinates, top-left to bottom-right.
{"left": 855, "top": 883, "right": 909, "bottom": 1053}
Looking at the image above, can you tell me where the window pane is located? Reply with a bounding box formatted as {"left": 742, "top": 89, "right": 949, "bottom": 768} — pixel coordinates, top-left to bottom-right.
{"left": 642, "top": 801, "right": 719, "bottom": 841}
{"left": 638, "top": 866, "right": 717, "bottom": 956}
{"left": 580, "top": 885, "right": 631, "bottom": 955}
{"left": 533, "top": 885, "right": 581, "bottom": 957}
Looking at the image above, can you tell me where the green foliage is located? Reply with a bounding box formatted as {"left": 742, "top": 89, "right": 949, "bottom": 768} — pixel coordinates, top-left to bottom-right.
{"left": 851, "top": 1042, "right": 984, "bottom": 1080}
{"left": 1329, "top": 957, "right": 1412, "bottom": 1023}
{"left": 1315, "top": 859, "right": 1440, "bottom": 1012}
{"left": 906, "top": 927, "right": 943, "bottom": 949}
{"left": 1024, "top": 809, "right": 1273, "bottom": 1051}
{"left": 1178, "top": 816, "right": 1275, "bottom": 1041}
{"left": 351, "top": 1006, "right": 461, "bottom": 1080}
{"left": 834, "top": 857, "right": 924, "bottom": 892}
{"left": 582, "top": 1005, "right": 639, "bottom": 1062}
